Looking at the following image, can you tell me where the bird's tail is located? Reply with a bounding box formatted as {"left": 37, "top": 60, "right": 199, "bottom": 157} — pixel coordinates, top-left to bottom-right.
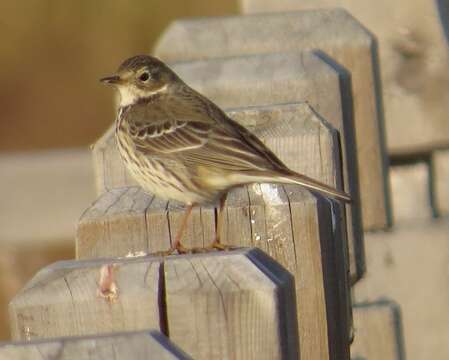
{"left": 277, "top": 171, "right": 351, "bottom": 202}
{"left": 243, "top": 169, "right": 351, "bottom": 203}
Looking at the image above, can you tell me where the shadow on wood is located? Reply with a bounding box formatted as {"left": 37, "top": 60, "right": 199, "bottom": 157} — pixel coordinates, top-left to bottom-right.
{"left": 0, "top": 330, "right": 191, "bottom": 360}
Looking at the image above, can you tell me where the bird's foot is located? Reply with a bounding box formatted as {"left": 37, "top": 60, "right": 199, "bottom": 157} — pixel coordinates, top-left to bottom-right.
{"left": 150, "top": 241, "right": 190, "bottom": 256}
{"left": 209, "top": 240, "right": 235, "bottom": 251}
{"left": 150, "top": 248, "right": 176, "bottom": 257}
{"left": 183, "top": 241, "right": 236, "bottom": 254}
{"left": 175, "top": 242, "right": 189, "bottom": 254}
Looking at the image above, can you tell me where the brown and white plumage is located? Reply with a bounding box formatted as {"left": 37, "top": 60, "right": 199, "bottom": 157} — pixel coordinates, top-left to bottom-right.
{"left": 101, "top": 55, "right": 350, "bottom": 253}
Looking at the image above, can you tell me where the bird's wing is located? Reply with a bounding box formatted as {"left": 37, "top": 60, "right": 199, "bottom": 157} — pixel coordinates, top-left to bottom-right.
{"left": 124, "top": 96, "right": 288, "bottom": 173}
{"left": 128, "top": 118, "right": 209, "bottom": 154}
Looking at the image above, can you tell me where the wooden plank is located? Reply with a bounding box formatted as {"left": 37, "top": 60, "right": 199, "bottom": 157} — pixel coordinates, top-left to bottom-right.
{"left": 77, "top": 187, "right": 154, "bottom": 259}
{"left": 240, "top": 0, "right": 449, "bottom": 157}
{"left": 219, "top": 186, "right": 252, "bottom": 247}
{"left": 432, "top": 149, "right": 449, "bottom": 216}
{"left": 251, "top": 184, "right": 297, "bottom": 275}
{"left": 285, "top": 187, "right": 351, "bottom": 360}
{"left": 154, "top": 9, "right": 389, "bottom": 231}
{"left": 90, "top": 101, "right": 364, "bottom": 282}
{"left": 9, "top": 257, "right": 162, "bottom": 340}
{"left": 164, "top": 248, "right": 299, "bottom": 360}
{"left": 146, "top": 196, "right": 172, "bottom": 254}
{"left": 351, "top": 301, "right": 405, "bottom": 360}
{"left": 0, "top": 330, "right": 191, "bottom": 360}
{"left": 167, "top": 201, "right": 215, "bottom": 250}
{"left": 389, "top": 162, "right": 432, "bottom": 224}
{"left": 9, "top": 249, "right": 300, "bottom": 359}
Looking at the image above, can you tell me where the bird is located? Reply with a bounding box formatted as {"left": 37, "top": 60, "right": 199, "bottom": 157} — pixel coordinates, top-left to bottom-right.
{"left": 100, "top": 55, "right": 351, "bottom": 254}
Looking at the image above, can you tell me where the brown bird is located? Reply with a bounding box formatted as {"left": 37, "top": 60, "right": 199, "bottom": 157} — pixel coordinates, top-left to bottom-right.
{"left": 101, "top": 55, "right": 350, "bottom": 254}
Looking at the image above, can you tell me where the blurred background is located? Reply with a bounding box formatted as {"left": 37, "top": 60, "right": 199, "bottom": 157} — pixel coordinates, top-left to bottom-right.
{"left": 0, "top": 0, "right": 238, "bottom": 340}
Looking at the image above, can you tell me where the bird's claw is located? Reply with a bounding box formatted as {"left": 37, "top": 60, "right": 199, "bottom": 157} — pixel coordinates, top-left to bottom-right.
{"left": 209, "top": 241, "right": 235, "bottom": 251}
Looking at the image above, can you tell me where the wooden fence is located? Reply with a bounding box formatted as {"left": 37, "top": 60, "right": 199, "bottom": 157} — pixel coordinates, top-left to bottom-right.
{"left": 3, "top": 6, "right": 406, "bottom": 360}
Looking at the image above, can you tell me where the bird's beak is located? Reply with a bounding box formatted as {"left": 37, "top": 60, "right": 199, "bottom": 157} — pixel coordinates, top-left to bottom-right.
{"left": 99, "top": 74, "right": 122, "bottom": 85}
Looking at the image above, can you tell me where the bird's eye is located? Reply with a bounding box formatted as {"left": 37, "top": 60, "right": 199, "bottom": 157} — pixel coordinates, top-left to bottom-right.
{"left": 139, "top": 72, "right": 150, "bottom": 82}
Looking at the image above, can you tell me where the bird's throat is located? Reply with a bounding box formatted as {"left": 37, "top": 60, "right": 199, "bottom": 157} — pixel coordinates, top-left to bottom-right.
{"left": 118, "top": 84, "right": 168, "bottom": 107}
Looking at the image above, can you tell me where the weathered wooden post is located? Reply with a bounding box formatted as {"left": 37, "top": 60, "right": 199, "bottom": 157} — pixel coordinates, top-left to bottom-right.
{"left": 81, "top": 102, "right": 352, "bottom": 359}
{"left": 91, "top": 51, "right": 363, "bottom": 283}
{"left": 153, "top": 8, "right": 390, "bottom": 233}
{"left": 162, "top": 51, "right": 363, "bottom": 283}
{"left": 351, "top": 300, "right": 405, "bottom": 360}
{"left": 0, "top": 331, "right": 191, "bottom": 360}
{"left": 9, "top": 249, "right": 299, "bottom": 360}
{"left": 240, "top": 0, "right": 449, "bottom": 159}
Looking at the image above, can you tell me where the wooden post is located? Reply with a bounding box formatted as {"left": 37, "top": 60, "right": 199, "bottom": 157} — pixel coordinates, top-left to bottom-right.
{"left": 76, "top": 186, "right": 351, "bottom": 359}
{"left": 8, "top": 257, "right": 162, "bottom": 340}
{"left": 92, "top": 99, "right": 363, "bottom": 282}
{"left": 0, "top": 330, "right": 191, "bottom": 360}
{"left": 9, "top": 249, "right": 300, "bottom": 360}
{"left": 240, "top": 0, "right": 449, "bottom": 158}
{"left": 164, "top": 52, "right": 364, "bottom": 282}
{"left": 163, "top": 249, "right": 299, "bottom": 359}
{"left": 153, "top": 8, "right": 390, "bottom": 232}
{"left": 81, "top": 102, "right": 353, "bottom": 358}
{"left": 351, "top": 301, "right": 405, "bottom": 360}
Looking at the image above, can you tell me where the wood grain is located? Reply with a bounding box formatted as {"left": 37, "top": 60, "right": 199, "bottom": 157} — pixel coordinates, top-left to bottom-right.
{"left": 8, "top": 249, "right": 300, "bottom": 360}
{"left": 76, "top": 185, "right": 351, "bottom": 359}
{"left": 164, "top": 248, "right": 299, "bottom": 360}
{"left": 154, "top": 8, "right": 389, "bottom": 232}
{"left": 285, "top": 187, "right": 351, "bottom": 360}
{"left": 0, "top": 330, "right": 191, "bottom": 360}
{"left": 77, "top": 187, "right": 153, "bottom": 258}
{"left": 9, "top": 257, "right": 162, "bottom": 340}
{"left": 351, "top": 301, "right": 405, "bottom": 360}
{"left": 90, "top": 102, "right": 364, "bottom": 282}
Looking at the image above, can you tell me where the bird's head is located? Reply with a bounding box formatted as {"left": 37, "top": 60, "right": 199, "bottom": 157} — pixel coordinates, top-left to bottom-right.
{"left": 100, "top": 55, "right": 180, "bottom": 106}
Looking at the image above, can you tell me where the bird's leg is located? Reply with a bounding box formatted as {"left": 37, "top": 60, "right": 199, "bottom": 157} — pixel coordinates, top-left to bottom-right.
{"left": 172, "top": 204, "right": 195, "bottom": 254}
{"left": 211, "top": 193, "right": 232, "bottom": 250}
